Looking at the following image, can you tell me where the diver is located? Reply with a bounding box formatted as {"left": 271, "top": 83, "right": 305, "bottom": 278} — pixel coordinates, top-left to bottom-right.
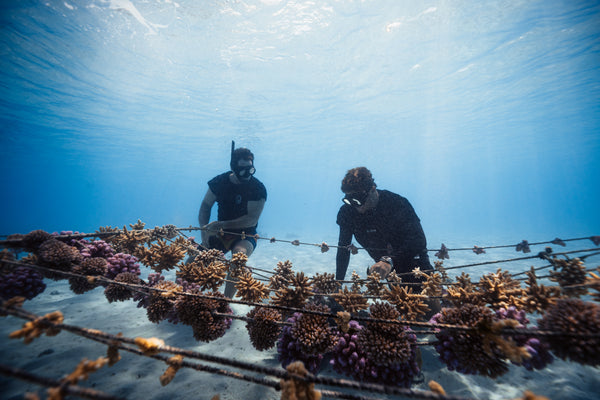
{"left": 197, "top": 142, "right": 267, "bottom": 298}
{"left": 335, "top": 166, "right": 433, "bottom": 285}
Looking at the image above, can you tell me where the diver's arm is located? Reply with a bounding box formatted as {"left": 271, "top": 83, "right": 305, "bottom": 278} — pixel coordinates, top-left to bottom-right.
{"left": 199, "top": 189, "right": 217, "bottom": 245}
{"left": 218, "top": 198, "right": 266, "bottom": 230}
{"left": 335, "top": 226, "right": 353, "bottom": 280}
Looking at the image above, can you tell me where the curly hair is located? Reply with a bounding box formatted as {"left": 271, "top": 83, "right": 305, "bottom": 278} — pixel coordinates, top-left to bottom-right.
{"left": 230, "top": 148, "right": 254, "bottom": 170}
{"left": 341, "top": 167, "right": 376, "bottom": 193}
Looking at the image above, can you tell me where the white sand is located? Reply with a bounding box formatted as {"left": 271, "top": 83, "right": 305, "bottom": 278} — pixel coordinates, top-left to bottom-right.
{"left": 1, "top": 239, "right": 599, "bottom": 399}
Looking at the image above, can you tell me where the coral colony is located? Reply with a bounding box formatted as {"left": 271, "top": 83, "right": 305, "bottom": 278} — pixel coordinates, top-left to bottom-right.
{"left": 1, "top": 222, "right": 599, "bottom": 400}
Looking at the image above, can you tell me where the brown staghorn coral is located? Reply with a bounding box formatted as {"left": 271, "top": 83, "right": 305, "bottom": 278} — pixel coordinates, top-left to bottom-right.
{"left": 111, "top": 225, "right": 149, "bottom": 256}
{"left": 382, "top": 284, "right": 429, "bottom": 321}
{"left": 549, "top": 257, "right": 588, "bottom": 297}
{"left": 588, "top": 269, "right": 600, "bottom": 302}
{"left": 269, "top": 260, "right": 295, "bottom": 291}
{"left": 177, "top": 259, "right": 227, "bottom": 291}
{"left": 229, "top": 252, "right": 249, "bottom": 279}
{"left": 174, "top": 290, "right": 232, "bottom": 342}
{"left": 69, "top": 257, "right": 108, "bottom": 294}
{"left": 290, "top": 303, "right": 338, "bottom": 355}
{"left": 138, "top": 239, "right": 187, "bottom": 273}
{"left": 522, "top": 267, "right": 561, "bottom": 313}
{"left": 350, "top": 271, "right": 363, "bottom": 292}
{"left": 537, "top": 298, "right": 600, "bottom": 366}
{"left": 310, "top": 272, "right": 340, "bottom": 295}
{"left": 194, "top": 248, "right": 225, "bottom": 265}
{"left": 413, "top": 268, "right": 444, "bottom": 297}
{"left": 331, "top": 286, "right": 368, "bottom": 313}
{"left": 235, "top": 272, "right": 270, "bottom": 302}
{"left": 271, "top": 272, "right": 314, "bottom": 310}
{"left": 246, "top": 306, "right": 282, "bottom": 351}
{"left": 365, "top": 271, "right": 385, "bottom": 296}
{"left": 36, "top": 239, "right": 82, "bottom": 280}
{"left": 104, "top": 272, "right": 142, "bottom": 303}
{"left": 147, "top": 281, "right": 182, "bottom": 323}
{"left": 476, "top": 269, "right": 525, "bottom": 310}
{"left": 280, "top": 361, "right": 322, "bottom": 400}
{"left": 357, "top": 302, "right": 414, "bottom": 366}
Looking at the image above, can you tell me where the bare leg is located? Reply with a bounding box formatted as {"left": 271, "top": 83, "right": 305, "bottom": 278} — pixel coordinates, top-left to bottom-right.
{"left": 223, "top": 240, "right": 255, "bottom": 298}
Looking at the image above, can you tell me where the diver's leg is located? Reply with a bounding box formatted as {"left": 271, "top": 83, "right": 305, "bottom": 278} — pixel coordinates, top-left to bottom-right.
{"left": 224, "top": 240, "right": 255, "bottom": 298}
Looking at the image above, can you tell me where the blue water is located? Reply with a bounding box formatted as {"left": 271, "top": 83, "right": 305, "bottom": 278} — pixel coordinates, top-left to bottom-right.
{"left": 1, "top": 0, "right": 599, "bottom": 246}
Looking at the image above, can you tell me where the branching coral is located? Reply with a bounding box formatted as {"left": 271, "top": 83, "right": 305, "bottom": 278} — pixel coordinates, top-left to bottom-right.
{"left": 350, "top": 271, "right": 363, "bottom": 292}
{"left": 382, "top": 285, "right": 429, "bottom": 321}
{"left": 357, "top": 302, "right": 417, "bottom": 367}
{"left": 413, "top": 269, "right": 443, "bottom": 297}
{"left": 146, "top": 281, "right": 182, "bottom": 323}
{"left": 476, "top": 269, "right": 525, "bottom": 310}
{"left": 104, "top": 272, "right": 142, "bottom": 303}
{"left": 0, "top": 266, "right": 46, "bottom": 300}
{"left": 111, "top": 225, "right": 150, "bottom": 256}
{"left": 138, "top": 239, "right": 187, "bottom": 273}
{"left": 331, "top": 286, "right": 368, "bottom": 314}
{"left": 310, "top": 272, "right": 340, "bottom": 295}
{"left": 235, "top": 272, "right": 270, "bottom": 302}
{"left": 330, "top": 318, "right": 419, "bottom": 388}
{"left": 36, "top": 239, "right": 82, "bottom": 280}
{"left": 430, "top": 304, "right": 510, "bottom": 378}
{"left": 229, "top": 252, "right": 249, "bottom": 279}
{"left": 537, "top": 298, "right": 600, "bottom": 366}
{"left": 78, "top": 240, "right": 114, "bottom": 259}
{"left": 290, "top": 303, "right": 338, "bottom": 355}
{"left": 549, "top": 257, "right": 588, "bottom": 297}
{"left": 271, "top": 272, "right": 314, "bottom": 310}
{"left": 105, "top": 253, "right": 141, "bottom": 279}
{"left": 269, "top": 260, "right": 295, "bottom": 291}
{"left": 21, "top": 230, "right": 54, "bottom": 252}
{"left": 177, "top": 260, "right": 227, "bottom": 291}
{"left": 174, "top": 290, "right": 233, "bottom": 342}
{"left": 246, "top": 306, "right": 282, "bottom": 351}
{"left": 277, "top": 303, "right": 336, "bottom": 374}
{"left": 280, "top": 361, "right": 321, "bottom": 400}
{"left": 69, "top": 257, "right": 107, "bottom": 294}
{"left": 365, "top": 272, "right": 385, "bottom": 296}
{"left": 522, "top": 267, "right": 561, "bottom": 314}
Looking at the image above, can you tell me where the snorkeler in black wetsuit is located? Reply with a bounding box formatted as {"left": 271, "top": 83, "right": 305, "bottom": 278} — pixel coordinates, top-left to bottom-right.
{"left": 335, "top": 167, "right": 432, "bottom": 283}
{"left": 198, "top": 142, "right": 267, "bottom": 298}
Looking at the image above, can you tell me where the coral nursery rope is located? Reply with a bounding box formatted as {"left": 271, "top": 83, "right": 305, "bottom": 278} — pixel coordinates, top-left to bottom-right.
{"left": 0, "top": 363, "right": 125, "bottom": 400}
{"left": 2, "top": 304, "right": 475, "bottom": 400}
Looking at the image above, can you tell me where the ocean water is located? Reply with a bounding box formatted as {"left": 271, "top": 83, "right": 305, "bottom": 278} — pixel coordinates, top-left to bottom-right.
{"left": 1, "top": 1, "right": 599, "bottom": 399}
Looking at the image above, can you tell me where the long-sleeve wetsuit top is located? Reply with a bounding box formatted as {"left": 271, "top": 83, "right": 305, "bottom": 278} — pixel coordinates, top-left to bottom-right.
{"left": 335, "top": 189, "right": 428, "bottom": 280}
{"left": 208, "top": 172, "right": 267, "bottom": 235}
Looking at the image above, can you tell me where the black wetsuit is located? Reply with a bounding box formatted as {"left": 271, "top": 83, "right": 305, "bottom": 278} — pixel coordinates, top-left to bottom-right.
{"left": 207, "top": 172, "right": 267, "bottom": 249}
{"left": 336, "top": 189, "right": 431, "bottom": 282}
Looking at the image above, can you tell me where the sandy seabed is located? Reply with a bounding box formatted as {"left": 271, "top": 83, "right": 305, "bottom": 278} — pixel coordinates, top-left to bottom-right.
{"left": 1, "top": 239, "right": 599, "bottom": 400}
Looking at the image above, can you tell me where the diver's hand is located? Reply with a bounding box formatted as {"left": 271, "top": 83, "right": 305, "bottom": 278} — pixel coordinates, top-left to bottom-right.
{"left": 368, "top": 261, "right": 392, "bottom": 279}
{"left": 201, "top": 221, "right": 224, "bottom": 246}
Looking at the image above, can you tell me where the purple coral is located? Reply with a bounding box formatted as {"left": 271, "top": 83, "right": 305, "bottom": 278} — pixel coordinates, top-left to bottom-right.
{"left": 430, "top": 304, "right": 508, "bottom": 378}
{"left": 330, "top": 320, "right": 419, "bottom": 387}
{"left": 105, "top": 253, "right": 141, "bottom": 279}
{"left": 495, "top": 307, "right": 553, "bottom": 370}
{"left": 79, "top": 240, "right": 115, "bottom": 259}
{"left": 0, "top": 266, "right": 46, "bottom": 300}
